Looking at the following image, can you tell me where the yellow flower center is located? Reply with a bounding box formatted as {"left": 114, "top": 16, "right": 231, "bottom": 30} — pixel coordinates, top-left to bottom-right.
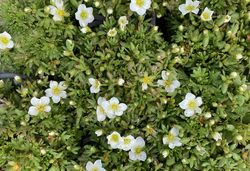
{"left": 135, "top": 0, "right": 145, "bottom": 7}
{"left": 56, "top": 9, "right": 65, "bottom": 17}
{"left": 52, "top": 86, "right": 61, "bottom": 96}
{"left": 164, "top": 80, "right": 172, "bottom": 88}
{"left": 94, "top": 80, "right": 100, "bottom": 88}
{"left": 202, "top": 12, "right": 210, "bottom": 20}
{"left": 143, "top": 76, "right": 153, "bottom": 84}
{"left": 80, "top": 11, "right": 88, "bottom": 20}
{"left": 134, "top": 146, "right": 142, "bottom": 155}
{"left": 187, "top": 100, "right": 197, "bottom": 110}
{"left": 91, "top": 167, "right": 99, "bottom": 171}
{"left": 167, "top": 133, "right": 175, "bottom": 142}
{"left": 36, "top": 104, "right": 46, "bottom": 113}
{"left": 111, "top": 103, "right": 119, "bottom": 111}
{"left": 0, "top": 36, "right": 10, "bottom": 45}
{"left": 111, "top": 134, "right": 119, "bottom": 143}
{"left": 185, "top": 5, "right": 195, "bottom": 12}
{"left": 123, "top": 138, "right": 131, "bottom": 145}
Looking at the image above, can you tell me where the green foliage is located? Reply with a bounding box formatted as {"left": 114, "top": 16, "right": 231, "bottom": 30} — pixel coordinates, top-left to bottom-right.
{"left": 0, "top": 0, "right": 250, "bottom": 170}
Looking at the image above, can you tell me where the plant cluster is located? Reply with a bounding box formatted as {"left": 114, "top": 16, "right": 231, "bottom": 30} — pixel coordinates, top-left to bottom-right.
{"left": 0, "top": 0, "right": 249, "bottom": 170}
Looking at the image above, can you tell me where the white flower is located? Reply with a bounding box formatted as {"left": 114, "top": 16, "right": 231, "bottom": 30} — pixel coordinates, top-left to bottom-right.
{"left": 179, "top": 93, "right": 203, "bottom": 117}
{"left": 212, "top": 132, "right": 222, "bottom": 141}
{"left": 129, "top": 137, "right": 147, "bottom": 161}
{"left": 75, "top": 4, "right": 94, "bottom": 26}
{"left": 86, "top": 160, "right": 106, "bottom": 171}
{"left": 48, "top": 0, "right": 67, "bottom": 21}
{"left": 141, "top": 73, "right": 154, "bottom": 91}
{"left": 0, "top": 31, "right": 14, "bottom": 50}
{"left": 129, "top": 0, "right": 152, "bottom": 16}
{"left": 102, "top": 97, "right": 127, "bottom": 118}
{"left": 96, "top": 97, "right": 107, "bottom": 122}
{"left": 107, "top": 131, "right": 122, "bottom": 149}
{"left": 163, "top": 127, "right": 182, "bottom": 149}
{"left": 201, "top": 7, "right": 214, "bottom": 21}
{"left": 45, "top": 81, "right": 67, "bottom": 103}
{"left": 117, "top": 78, "right": 125, "bottom": 86}
{"left": 178, "top": 0, "right": 200, "bottom": 16}
{"left": 118, "top": 16, "right": 128, "bottom": 31}
{"left": 120, "top": 135, "right": 135, "bottom": 151}
{"left": 107, "top": 28, "right": 117, "bottom": 37}
{"left": 157, "top": 70, "right": 180, "bottom": 93}
{"left": 95, "top": 129, "right": 103, "bottom": 137}
{"left": 28, "top": 96, "right": 51, "bottom": 116}
{"left": 89, "top": 78, "right": 101, "bottom": 93}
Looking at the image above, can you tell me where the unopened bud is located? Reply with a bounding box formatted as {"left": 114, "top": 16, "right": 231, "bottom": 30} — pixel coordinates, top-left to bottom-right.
{"left": 235, "top": 53, "right": 243, "bottom": 60}
{"left": 107, "top": 8, "right": 113, "bottom": 14}
{"left": 118, "top": 78, "right": 125, "bottom": 86}
{"left": 230, "top": 72, "right": 238, "bottom": 78}
{"left": 204, "top": 112, "right": 212, "bottom": 119}
{"left": 24, "top": 7, "right": 32, "bottom": 13}
{"left": 239, "top": 84, "right": 247, "bottom": 92}
{"left": 236, "top": 135, "right": 243, "bottom": 141}
{"left": 14, "top": 76, "right": 22, "bottom": 83}
{"left": 40, "top": 149, "right": 46, "bottom": 155}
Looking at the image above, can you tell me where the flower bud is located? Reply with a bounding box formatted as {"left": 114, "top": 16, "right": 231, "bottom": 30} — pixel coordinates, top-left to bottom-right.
{"left": 69, "top": 101, "right": 76, "bottom": 106}
{"left": 24, "top": 7, "right": 32, "bottom": 13}
{"left": 162, "top": 150, "right": 169, "bottom": 158}
{"left": 107, "top": 8, "right": 113, "bottom": 14}
{"left": 209, "top": 119, "right": 215, "bottom": 126}
{"left": 94, "top": 1, "right": 100, "bottom": 7}
{"left": 178, "top": 25, "right": 184, "bottom": 31}
{"left": 204, "top": 112, "right": 212, "bottom": 119}
{"left": 95, "top": 129, "right": 103, "bottom": 137}
{"left": 40, "top": 149, "right": 46, "bottom": 155}
{"left": 117, "top": 78, "right": 125, "bottom": 86}
{"left": 14, "top": 76, "right": 22, "bottom": 83}
{"left": 239, "top": 84, "right": 247, "bottom": 92}
{"left": 236, "top": 135, "right": 243, "bottom": 141}
{"left": 224, "top": 15, "right": 231, "bottom": 23}
{"left": 230, "top": 72, "right": 238, "bottom": 78}
{"left": 74, "top": 165, "right": 81, "bottom": 170}
{"left": 153, "top": 26, "right": 158, "bottom": 31}
{"left": 235, "top": 53, "right": 243, "bottom": 60}
{"left": 44, "top": 6, "right": 50, "bottom": 14}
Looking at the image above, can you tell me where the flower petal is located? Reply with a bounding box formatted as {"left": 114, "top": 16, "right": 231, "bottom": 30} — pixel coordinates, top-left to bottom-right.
{"left": 170, "top": 127, "right": 179, "bottom": 136}
{"left": 184, "top": 109, "right": 195, "bottom": 117}
{"left": 185, "top": 93, "right": 195, "bottom": 100}
{"left": 52, "top": 96, "right": 61, "bottom": 103}
{"left": 28, "top": 106, "right": 38, "bottom": 116}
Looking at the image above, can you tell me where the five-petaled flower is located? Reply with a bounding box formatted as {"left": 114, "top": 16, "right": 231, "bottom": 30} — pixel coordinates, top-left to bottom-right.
{"left": 45, "top": 81, "right": 67, "bottom": 103}
{"left": 28, "top": 96, "right": 51, "bottom": 116}
{"left": 48, "top": 0, "right": 67, "bottom": 21}
{"left": 102, "top": 97, "right": 127, "bottom": 118}
{"left": 96, "top": 97, "right": 107, "bottom": 122}
{"left": 120, "top": 135, "right": 135, "bottom": 151}
{"left": 89, "top": 78, "right": 101, "bottom": 93}
{"left": 201, "top": 7, "right": 214, "bottom": 21}
{"left": 129, "top": 137, "right": 147, "bottom": 161}
{"left": 179, "top": 93, "right": 203, "bottom": 117}
{"left": 107, "top": 131, "right": 123, "bottom": 149}
{"left": 130, "top": 0, "right": 152, "bottom": 16}
{"left": 86, "top": 160, "right": 106, "bottom": 171}
{"left": 157, "top": 70, "right": 180, "bottom": 93}
{"left": 75, "top": 4, "right": 94, "bottom": 26}
{"left": 141, "top": 73, "right": 154, "bottom": 91}
{"left": 178, "top": 0, "right": 200, "bottom": 16}
{"left": 163, "top": 127, "right": 182, "bottom": 149}
{"left": 0, "top": 31, "right": 14, "bottom": 50}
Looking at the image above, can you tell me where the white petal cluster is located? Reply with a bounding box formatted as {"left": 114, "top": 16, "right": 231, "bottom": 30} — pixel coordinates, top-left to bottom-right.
{"left": 89, "top": 78, "right": 101, "bottom": 93}
{"left": 75, "top": 4, "right": 94, "bottom": 26}
{"left": 45, "top": 81, "right": 67, "bottom": 103}
{"left": 212, "top": 132, "right": 222, "bottom": 141}
{"left": 118, "top": 16, "right": 128, "bottom": 31}
{"left": 179, "top": 93, "right": 203, "bottom": 117}
{"left": 48, "top": 0, "right": 67, "bottom": 21}
{"left": 178, "top": 0, "right": 200, "bottom": 16}
{"left": 201, "top": 7, "right": 214, "bottom": 21}
{"left": 86, "top": 160, "right": 106, "bottom": 171}
{"left": 28, "top": 96, "right": 51, "bottom": 116}
{"left": 157, "top": 70, "right": 180, "bottom": 93}
{"left": 163, "top": 127, "right": 182, "bottom": 149}
{"left": 129, "top": 0, "right": 152, "bottom": 16}
{"left": 107, "top": 132, "right": 147, "bottom": 161}
{"left": 0, "top": 31, "right": 14, "bottom": 50}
